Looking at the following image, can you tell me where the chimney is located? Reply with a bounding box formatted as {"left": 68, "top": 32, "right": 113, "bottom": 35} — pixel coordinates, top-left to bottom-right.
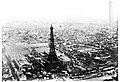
{"left": 109, "top": 1, "right": 113, "bottom": 34}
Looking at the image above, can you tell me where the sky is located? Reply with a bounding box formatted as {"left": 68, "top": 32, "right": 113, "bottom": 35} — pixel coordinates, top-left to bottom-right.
{"left": 0, "top": 0, "right": 119, "bottom": 25}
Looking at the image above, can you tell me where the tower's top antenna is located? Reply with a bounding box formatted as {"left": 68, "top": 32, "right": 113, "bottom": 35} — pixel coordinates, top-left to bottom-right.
{"left": 50, "top": 24, "right": 53, "bottom": 29}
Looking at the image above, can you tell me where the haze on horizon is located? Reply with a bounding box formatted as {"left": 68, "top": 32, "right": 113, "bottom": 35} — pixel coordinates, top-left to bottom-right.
{"left": 1, "top": 0, "right": 118, "bottom": 25}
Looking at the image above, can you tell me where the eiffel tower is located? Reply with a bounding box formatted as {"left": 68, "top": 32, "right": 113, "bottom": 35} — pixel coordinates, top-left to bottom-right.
{"left": 45, "top": 25, "right": 64, "bottom": 72}
{"left": 47, "top": 24, "right": 58, "bottom": 62}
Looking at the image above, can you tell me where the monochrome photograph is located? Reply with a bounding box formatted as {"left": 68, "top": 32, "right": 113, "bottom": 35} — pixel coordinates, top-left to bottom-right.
{"left": 1, "top": 0, "right": 118, "bottom": 81}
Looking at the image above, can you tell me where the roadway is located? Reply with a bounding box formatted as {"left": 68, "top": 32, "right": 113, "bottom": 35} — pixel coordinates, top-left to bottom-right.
{"left": 4, "top": 53, "right": 20, "bottom": 81}
{"left": 3, "top": 42, "right": 20, "bottom": 81}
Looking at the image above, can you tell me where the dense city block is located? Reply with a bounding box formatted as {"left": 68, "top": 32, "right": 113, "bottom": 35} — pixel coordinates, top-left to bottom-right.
{"left": 2, "top": 23, "right": 118, "bottom": 81}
